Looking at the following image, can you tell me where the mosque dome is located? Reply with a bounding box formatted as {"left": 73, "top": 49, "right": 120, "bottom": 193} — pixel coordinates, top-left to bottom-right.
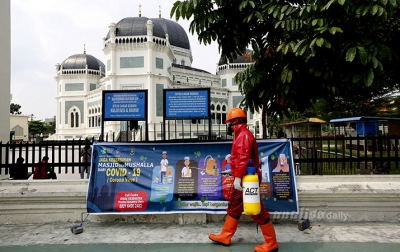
{"left": 105, "top": 17, "right": 190, "bottom": 50}
{"left": 60, "top": 53, "right": 105, "bottom": 75}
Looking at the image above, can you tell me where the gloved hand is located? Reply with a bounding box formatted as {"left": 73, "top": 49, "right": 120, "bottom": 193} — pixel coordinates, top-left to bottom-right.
{"left": 220, "top": 169, "right": 232, "bottom": 175}
{"left": 233, "top": 177, "right": 242, "bottom": 191}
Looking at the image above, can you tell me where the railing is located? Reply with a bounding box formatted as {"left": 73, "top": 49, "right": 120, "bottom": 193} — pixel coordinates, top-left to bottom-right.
{"left": 292, "top": 134, "right": 400, "bottom": 175}
{"left": 0, "top": 139, "right": 93, "bottom": 178}
{"left": 130, "top": 122, "right": 233, "bottom": 141}
{"left": 1, "top": 134, "right": 399, "bottom": 178}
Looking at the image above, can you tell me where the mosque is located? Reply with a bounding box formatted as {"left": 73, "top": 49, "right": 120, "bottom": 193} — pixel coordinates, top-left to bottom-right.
{"left": 50, "top": 7, "right": 262, "bottom": 141}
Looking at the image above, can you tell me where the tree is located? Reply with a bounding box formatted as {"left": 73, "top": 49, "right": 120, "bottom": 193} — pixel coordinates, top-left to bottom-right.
{"left": 10, "top": 103, "right": 22, "bottom": 115}
{"left": 171, "top": 0, "right": 290, "bottom": 137}
{"left": 171, "top": 0, "right": 400, "bottom": 138}
{"left": 28, "top": 120, "right": 46, "bottom": 139}
{"left": 273, "top": 0, "right": 400, "bottom": 108}
{"left": 45, "top": 116, "right": 56, "bottom": 134}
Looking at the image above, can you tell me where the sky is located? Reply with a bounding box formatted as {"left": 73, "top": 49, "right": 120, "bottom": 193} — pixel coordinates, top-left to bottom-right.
{"left": 10, "top": 0, "right": 220, "bottom": 121}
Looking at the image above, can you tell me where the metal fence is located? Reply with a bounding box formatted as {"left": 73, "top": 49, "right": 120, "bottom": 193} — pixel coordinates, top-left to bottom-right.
{"left": 1, "top": 134, "right": 399, "bottom": 178}
{"left": 292, "top": 134, "right": 400, "bottom": 175}
{"left": 116, "top": 122, "right": 233, "bottom": 142}
{"left": 0, "top": 139, "right": 93, "bottom": 178}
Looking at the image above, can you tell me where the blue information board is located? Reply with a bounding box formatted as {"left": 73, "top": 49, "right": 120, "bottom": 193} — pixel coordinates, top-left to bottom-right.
{"left": 103, "top": 91, "right": 147, "bottom": 120}
{"left": 164, "top": 88, "right": 210, "bottom": 119}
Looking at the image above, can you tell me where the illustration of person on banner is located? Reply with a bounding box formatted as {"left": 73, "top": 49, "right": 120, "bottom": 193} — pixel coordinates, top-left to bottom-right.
{"left": 272, "top": 153, "right": 290, "bottom": 173}
{"left": 220, "top": 154, "right": 232, "bottom": 176}
{"left": 209, "top": 107, "right": 278, "bottom": 252}
{"left": 160, "top": 151, "right": 168, "bottom": 184}
{"left": 181, "top": 156, "right": 192, "bottom": 177}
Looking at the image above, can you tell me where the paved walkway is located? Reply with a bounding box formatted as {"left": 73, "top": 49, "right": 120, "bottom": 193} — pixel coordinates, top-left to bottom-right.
{"left": 0, "top": 220, "right": 399, "bottom": 251}
{"left": 1, "top": 243, "right": 399, "bottom": 252}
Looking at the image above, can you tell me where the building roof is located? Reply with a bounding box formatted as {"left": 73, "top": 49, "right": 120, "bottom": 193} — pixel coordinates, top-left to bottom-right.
{"left": 105, "top": 17, "right": 190, "bottom": 50}
{"left": 154, "top": 18, "right": 190, "bottom": 50}
{"left": 60, "top": 53, "right": 105, "bottom": 74}
{"left": 172, "top": 63, "right": 211, "bottom": 74}
{"left": 218, "top": 49, "right": 254, "bottom": 66}
{"left": 281, "top": 118, "right": 327, "bottom": 126}
{"left": 330, "top": 116, "right": 400, "bottom": 123}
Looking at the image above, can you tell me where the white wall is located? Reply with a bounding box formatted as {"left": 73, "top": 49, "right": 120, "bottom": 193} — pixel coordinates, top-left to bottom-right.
{"left": 10, "top": 115, "right": 29, "bottom": 141}
{"left": 0, "top": 0, "right": 11, "bottom": 180}
{"left": 0, "top": 0, "right": 11, "bottom": 143}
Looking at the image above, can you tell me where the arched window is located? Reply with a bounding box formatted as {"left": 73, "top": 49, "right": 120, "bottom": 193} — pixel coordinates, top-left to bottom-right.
{"left": 70, "top": 112, "right": 74, "bottom": 127}
{"left": 75, "top": 112, "right": 79, "bottom": 127}
{"left": 222, "top": 105, "right": 227, "bottom": 123}
{"left": 210, "top": 103, "right": 216, "bottom": 124}
{"left": 210, "top": 103, "right": 228, "bottom": 125}
{"left": 181, "top": 59, "right": 185, "bottom": 66}
{"left": 68, "top": 107, "right": 81, "bottom": 128}
{"left": 216, "top": 105, "right": 221, "bottom": 124}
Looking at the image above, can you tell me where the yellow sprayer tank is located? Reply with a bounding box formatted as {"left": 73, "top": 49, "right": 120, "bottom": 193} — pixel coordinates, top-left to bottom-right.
{"left": 243, "top": 161, "right": 261, "bottom": 215}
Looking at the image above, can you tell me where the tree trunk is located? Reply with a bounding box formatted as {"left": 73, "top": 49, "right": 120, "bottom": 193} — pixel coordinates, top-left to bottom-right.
{"left": 262, "top": 100, "right": 268, "bottom": 139}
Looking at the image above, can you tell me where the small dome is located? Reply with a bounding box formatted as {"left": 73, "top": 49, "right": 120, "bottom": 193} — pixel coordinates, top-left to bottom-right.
{"left": 61, "top": 53, "right": 105, "bottom": 74}
{"left": 106, "top": 17, "right": 190, "bottom": 50}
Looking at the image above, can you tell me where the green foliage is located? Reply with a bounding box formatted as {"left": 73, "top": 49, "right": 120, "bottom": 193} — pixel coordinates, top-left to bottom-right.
{"left": 266, "top": 0, "right": 400, "bottom": 104}
{"left": 10, "top": 103, "right": 22, "bottom": 115}
{"left": 28, "top": 118, "right": 56, "bottom": 137}
{"left": 28, "top": 120, "right": 47, "bottom": 137}
{"left": 45, "top": 119, "right": 56, "bottom": 134}
{"left": 301, "top": 91, "right": 399, "bottom": 122}
{"left": 171, "top": 0, "right": 400, "bottom": 137}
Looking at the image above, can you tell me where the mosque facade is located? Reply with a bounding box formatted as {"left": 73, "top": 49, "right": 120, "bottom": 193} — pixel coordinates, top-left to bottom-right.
{"left": 51, "top": 12, "right": 262, "bottom": 141}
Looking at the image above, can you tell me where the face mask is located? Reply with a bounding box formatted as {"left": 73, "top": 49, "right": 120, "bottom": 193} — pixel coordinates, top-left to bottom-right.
{"left": 227, "top": 123, "right": 234, "bottom": 136}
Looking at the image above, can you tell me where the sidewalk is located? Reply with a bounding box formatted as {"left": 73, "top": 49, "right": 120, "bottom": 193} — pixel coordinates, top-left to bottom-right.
{"left": 0, "top": 220, "right": 399, "bottom": 251}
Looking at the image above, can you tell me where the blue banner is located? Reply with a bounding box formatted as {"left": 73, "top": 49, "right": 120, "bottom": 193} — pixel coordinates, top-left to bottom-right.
{"left": 87, "top": 140, "right": 299, "bottom": 214}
